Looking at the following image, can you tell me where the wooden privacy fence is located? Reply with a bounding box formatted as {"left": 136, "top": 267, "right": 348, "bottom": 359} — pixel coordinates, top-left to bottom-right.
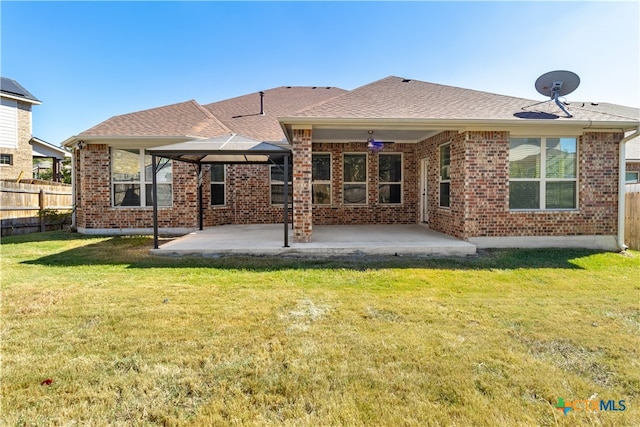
{"left": 1, "top": 180, "right": 73, "bottom": 237}
{"left": 626, "top": 191, "right": 640, "bottom": 251}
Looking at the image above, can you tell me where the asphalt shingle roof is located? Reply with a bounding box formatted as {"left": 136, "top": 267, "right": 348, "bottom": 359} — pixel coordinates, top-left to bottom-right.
{"left": 80, "top": 100, "right": 231, "bottom": 138}
{"left": 79, "top": 87, "right": 346, "bottom": 140}
{"left": 1, "top": 77, "right": 41, "bottom": 103}
{"left": 204, "top": 86, "right": 347, "bottom": 141}
{"left": 77, "top": 76, "right": 638, "bottom": 140}
{"left": 564, "top": 102, "right": 639, "bottom": 121}
{"left": 292, "top": 76, "right": 638, "bottom": 123}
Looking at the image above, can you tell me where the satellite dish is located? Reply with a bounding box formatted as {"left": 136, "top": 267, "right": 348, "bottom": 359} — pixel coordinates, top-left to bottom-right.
{"left": 534, "top": 70, "right": 580, "bottom": 117}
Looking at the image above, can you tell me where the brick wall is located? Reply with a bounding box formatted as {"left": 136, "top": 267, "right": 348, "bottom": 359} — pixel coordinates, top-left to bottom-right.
{"left": 74, "top": 131, "right": 622, "bottom": 240}
{"left": 461, "top": 131, "right": 620, "bottom": 238}
{"left": 75, "top": 144, "right": 200, "bottom": 231}
{"left": 416, "top": 131, "right": 466, "bottom": 238}
{"left": 0, "top": 101, "right": 33, "bottom": 181}
{"left": 202, "top": 164, "right": 287, "bottom": 226}
{"left": 293, "top": 129, "right": 312, "bottom": 242}
{"left": 311, "top": 142, "right": 418, "bottom": 225}
{"left": 461, "top": 131, "right": 510, "bottom": 238}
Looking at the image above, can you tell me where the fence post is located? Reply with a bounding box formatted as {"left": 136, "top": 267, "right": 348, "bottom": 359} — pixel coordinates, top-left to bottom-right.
{"left": 39, "top": 189, "right": 45, "bottom": 232}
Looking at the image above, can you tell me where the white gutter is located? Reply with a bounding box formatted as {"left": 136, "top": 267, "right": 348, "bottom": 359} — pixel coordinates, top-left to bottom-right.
{"left": 279, "top": 116, "right": 640, "bottom": 130}
{"left": 617, "top": 127, "right": 640, "bottom": 251}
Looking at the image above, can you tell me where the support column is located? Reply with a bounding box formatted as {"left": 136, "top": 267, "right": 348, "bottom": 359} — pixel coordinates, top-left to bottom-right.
{"left": 292, "top": 127, "right": 313, "bottom": 243}
{"left": 152, "top": 154, "right": 159, "bottom": 249}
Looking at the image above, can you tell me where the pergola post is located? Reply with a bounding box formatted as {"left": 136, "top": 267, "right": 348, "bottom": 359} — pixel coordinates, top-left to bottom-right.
{"left": 283, "top": 154, "right": 289, "bottom": 247}
{"left": 198, "top": 163, "right": 203, "bottom": 231}
{"left": 152, "top": 154, "right": 159, "bottom": 249}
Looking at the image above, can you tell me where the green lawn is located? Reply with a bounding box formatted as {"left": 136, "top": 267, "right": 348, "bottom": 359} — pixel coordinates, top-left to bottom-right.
{"left": 1, "top": 231, "right": 639, "bottom": 426}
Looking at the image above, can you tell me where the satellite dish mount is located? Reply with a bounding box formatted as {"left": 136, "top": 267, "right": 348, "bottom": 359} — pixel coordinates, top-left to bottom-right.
{"left": 534, "top": 70, "right": 580, "bottom": 118}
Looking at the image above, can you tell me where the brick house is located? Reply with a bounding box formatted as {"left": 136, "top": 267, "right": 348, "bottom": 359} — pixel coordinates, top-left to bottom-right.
{"left": 566, "top": 101, "right": 640, "bottom": 185}
{"left": 1, "top": 77, "right": 69, "bottom": 181}
{"left": 62, "top": 76, "right": 640, "bottom": 250}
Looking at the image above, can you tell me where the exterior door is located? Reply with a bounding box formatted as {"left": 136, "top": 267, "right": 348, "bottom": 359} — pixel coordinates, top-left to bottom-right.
{"left": 420, "top": 158, "right": 429, "bottom": 224}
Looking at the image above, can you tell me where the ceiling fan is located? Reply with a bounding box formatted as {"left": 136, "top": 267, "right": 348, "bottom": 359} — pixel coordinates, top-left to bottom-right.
{"left": 366, "top": 130, "right": 394, "bottom": 152}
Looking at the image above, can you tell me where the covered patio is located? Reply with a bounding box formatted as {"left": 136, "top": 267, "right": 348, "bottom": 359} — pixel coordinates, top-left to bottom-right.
{"left": 151, "top": 224, "right": 477, "bottom": 257}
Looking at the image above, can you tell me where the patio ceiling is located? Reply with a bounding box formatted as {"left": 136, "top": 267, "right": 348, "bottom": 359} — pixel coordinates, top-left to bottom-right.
{"left": 309, "top": 127, "right": 441, "bottom": 144}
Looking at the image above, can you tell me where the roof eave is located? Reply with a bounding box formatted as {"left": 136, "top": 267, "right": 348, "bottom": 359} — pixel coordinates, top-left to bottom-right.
{"left": 1, "top": 92, "right": 42, "bottom": 105}
{"left": 279, "top": 116, "right": 640, "bottom": 131}
{"left": 62, "top": 135, "right": 204, "bottom": 148}
{"left": 30, "top": 137, "right": 71, "bottom": 158}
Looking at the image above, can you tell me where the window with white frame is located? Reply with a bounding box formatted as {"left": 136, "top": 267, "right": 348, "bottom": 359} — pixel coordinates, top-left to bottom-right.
{"left": 270, "top": 164, "right": 292, "bottom": 205}
{"left": 343, "top": 153, "right": 367, "bottom": 204}
{"left": 0, "top": 153, "right": 12, "bottom": 165}
{"left": 509, "top": 137, "right": 577, "bottom": 210}
{"left": 439, "top": 143, "right": 451, "bottom": 208}
{"left": 312, "top": 153, "right": 331, "bottom": 204}
{"left": 111, "top": 149, "right": 172, "bottom": 207}
{"left": 210, "top": 164, "right": 225, "bottom": 206}
{"left": 626, "top": 171, "right": 639, "bottom": 184}
{"left": 379, "top": 153, "right": 402, "bottom": 204}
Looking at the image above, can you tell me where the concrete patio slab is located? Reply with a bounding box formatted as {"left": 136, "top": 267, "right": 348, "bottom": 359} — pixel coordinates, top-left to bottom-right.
{"left": 152, "top": 224, "right": 477, "bottom": 257}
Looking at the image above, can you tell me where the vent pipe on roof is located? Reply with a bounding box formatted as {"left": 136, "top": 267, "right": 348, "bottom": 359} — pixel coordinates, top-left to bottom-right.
{"left": 260, "top": 91, "right": 265, "bottom": 115}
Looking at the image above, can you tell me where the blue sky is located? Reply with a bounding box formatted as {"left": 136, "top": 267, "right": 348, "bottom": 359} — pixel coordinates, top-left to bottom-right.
{"left": 2, "top": 1, "right": 638, "bottom": 146}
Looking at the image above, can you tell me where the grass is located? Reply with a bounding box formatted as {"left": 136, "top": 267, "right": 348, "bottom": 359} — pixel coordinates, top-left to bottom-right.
{"left": 1, "top": 231, "right": 639, "bottom": 426}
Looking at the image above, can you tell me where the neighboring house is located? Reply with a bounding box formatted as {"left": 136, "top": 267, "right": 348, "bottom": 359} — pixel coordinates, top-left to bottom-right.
{"left": 0, "top": 77, "right": 69, "bottom": 182}
{"left": 625, "top": 134, "right": 640, "bottom": 184}
{"left": 62, "top": 76, "right": 640, "bottom": 250}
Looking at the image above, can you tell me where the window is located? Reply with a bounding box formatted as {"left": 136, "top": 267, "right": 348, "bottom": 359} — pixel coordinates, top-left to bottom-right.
{"left": 439, "top": 143, "right": 451, "bottom": 208}
{"left": 0, "top": 153, "right": 12, "bottom": 165}
{"left": 626, "top": 171, "right": 639, "bottom": 184}
{"left": 270, "top": 164, "right": 292, "bottom": 205}
{"left": 509, "top": 137, "right": 577, "bottom": 210}
{"left": 210, "top": 164, "right": 225, "bottom": 206}
{"left": 343, "top": 153, "right": 367, "bottom": 204}
{"left": 312, "top": 153, "right": 331, "bottom": 204}
{"left": 111, "top": 149, "right": 172, "bottom": 207}
{"left": 379, "top": 153, "right": 402, "bottom": 204}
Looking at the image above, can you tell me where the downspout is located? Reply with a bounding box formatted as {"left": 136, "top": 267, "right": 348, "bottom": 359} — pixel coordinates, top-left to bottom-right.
{"left": 70, "top": 141, "right": 82, "bottom": 230}
{"left": 617, "top": 127, "right": 640, "bottom": 251}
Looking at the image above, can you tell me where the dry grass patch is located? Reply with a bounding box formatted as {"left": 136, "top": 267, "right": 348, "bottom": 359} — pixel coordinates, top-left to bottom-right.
{"left": 1, "top": 231, "right": 639, "bottom": 426}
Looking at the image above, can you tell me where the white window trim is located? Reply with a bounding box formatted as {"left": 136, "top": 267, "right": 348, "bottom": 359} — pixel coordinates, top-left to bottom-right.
{"left": 509, "top": 137, "right": 579, "bottom": 211}
{"left": 111, "top": 148, "right": 173, "bottom": 208}
{"left": 439, "top": 143, "right": 451, "bottom": 208}
{"left": 343, "top": 152, "right": 368, "bottom": 205}
{"left": 378, "top": 152, "right": 403, "bottom": 205}
{"left": 625, "top": 171, "right": 639, "bottom": 184}
{"left": 210, "top": 164, "right": 226, "bottom": 207}
{"left": 312, "top": 152, "right": 332, "bottom": 205}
